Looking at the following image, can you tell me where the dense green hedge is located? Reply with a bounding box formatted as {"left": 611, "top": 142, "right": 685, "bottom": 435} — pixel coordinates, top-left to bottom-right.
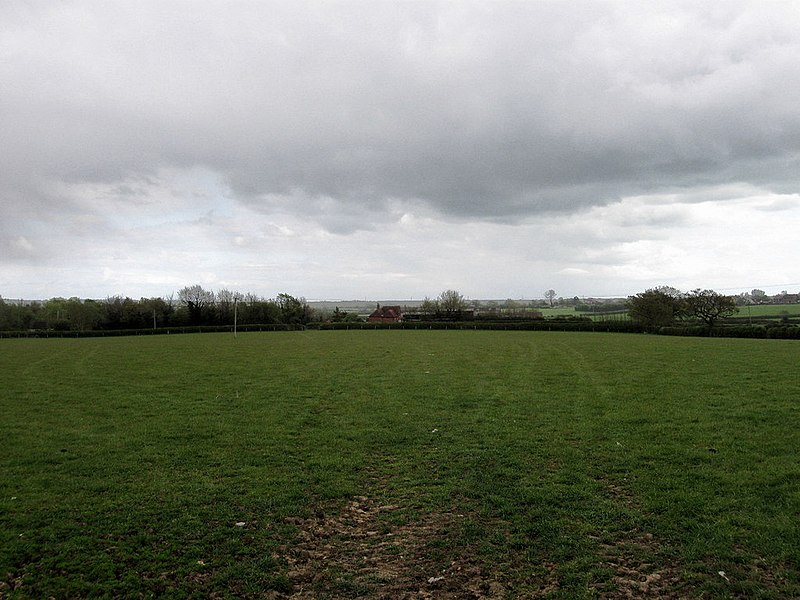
{"left": 765, "top": 326, "right": 800, "bottom": 339}
{"left": 0, "top": 323, "right": 303, "bottom": 338}
{"left": 657, "top": 324, "right": 799, "bottom": 339}
{"left": 313, "top": 320, "right": 645, "bottom": 333}
{"left": 2, "top": 320, "right": 797, "bottom": 340}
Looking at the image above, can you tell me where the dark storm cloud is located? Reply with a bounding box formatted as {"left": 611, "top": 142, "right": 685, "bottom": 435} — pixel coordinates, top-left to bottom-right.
{"left": 2, "top": 1, "right": 800, "bottom": 235}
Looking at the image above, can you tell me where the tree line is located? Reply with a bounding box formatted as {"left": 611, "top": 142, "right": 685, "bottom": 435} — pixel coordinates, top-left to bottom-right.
{"left": 0, "top": 286, "right": 314, "bottom": 332}
{"left": 1, "top": 285, "right": 795, "bottom": 334}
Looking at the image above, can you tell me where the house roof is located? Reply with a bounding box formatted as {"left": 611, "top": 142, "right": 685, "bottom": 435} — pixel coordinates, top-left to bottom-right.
{"left": 368, "top": 305, "right": 402, "bottom": 319}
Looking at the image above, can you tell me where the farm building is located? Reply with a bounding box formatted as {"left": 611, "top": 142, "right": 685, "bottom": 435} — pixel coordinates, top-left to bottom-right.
{"left": 367, "top": 304, "right": 402, "bottom": 323}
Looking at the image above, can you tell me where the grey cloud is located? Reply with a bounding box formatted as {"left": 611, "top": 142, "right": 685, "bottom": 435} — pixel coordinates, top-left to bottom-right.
{"left": 2, "top": 1, "right": 800, "bottom": 236}
{"left": 615, "top": 208, "right": 690, "bottom": 229}
{"left": 1, "top": 236, "right": 41, "bottom": 264}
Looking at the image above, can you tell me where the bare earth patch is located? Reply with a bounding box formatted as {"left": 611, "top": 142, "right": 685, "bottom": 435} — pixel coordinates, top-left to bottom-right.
{"left": 590, "top": 482, "right": 691, "bottom": 599}
{"left": 269, "top": 485, "right": 698, "bottom": 599}
{"left": 273, "top": 495, "right": 531, "bottom": 599}
{"left": 595, "top": 535, "right": 688, "bottom": 599}
{"left": 268, "top": 479, "right": 699, "bottom": 599}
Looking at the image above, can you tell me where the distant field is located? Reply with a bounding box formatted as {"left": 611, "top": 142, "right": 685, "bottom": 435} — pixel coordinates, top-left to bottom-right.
{"left": 536, "top": 307, "right": 582, "bottom": 317}
{"left": 735, "top": 303, "right": 800, "bottom": 318}
{"left": 2, "top": 331, "right": 799, "bottom": 598}
{"left": 538, "top": 307, "right": 629, "bottom": 320}
{"left": 539, "top": 303, "right": 800, "bottom": 321}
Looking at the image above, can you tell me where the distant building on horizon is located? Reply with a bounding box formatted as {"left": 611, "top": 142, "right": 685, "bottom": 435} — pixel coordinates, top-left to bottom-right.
{"left": 367, "top": 304, "right": 402, "bottom": 323}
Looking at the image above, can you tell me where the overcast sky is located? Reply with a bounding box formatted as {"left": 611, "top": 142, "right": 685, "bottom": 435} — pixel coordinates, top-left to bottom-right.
{"left": 2, "top": 1, "right": 799, "bottom": 301}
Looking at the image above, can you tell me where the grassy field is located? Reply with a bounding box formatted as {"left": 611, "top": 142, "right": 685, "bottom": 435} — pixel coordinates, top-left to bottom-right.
{"left": 1, "top": 331, "right": 798, "bottom": 598}
{"left": 537, "top": 307, "right": 629, "bottom": 321}
{"left": 539, "top": 302, "right": 800, "bottom": 321}
{"left": 735, "top": 303, "right": 800, "bottom": 318}
{"left": 535, "top": 307, "right": 584, "bottom": 318}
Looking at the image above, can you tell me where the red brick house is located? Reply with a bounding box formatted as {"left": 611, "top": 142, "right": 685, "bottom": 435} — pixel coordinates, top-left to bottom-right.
{"left": 367, "top": 304, "right": 402, "bottom": 323}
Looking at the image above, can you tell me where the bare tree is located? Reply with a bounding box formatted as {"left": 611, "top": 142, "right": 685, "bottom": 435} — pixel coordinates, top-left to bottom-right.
{"left": 438, "top": 289, "right": 467, "bottom": 318}
{"left": 178, "top": 285, "right": 215, "bottom": 325}
{"left": 545, "top": 289, "right": 556, "bottom": 307}
{"left": 420, "top": 296, "right": 438, "bottom": 316}
{"left": 216, "top": 288, "right": 244, "bottom": 324}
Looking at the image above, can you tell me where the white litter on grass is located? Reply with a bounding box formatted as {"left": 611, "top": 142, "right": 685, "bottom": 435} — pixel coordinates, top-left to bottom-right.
{"left": 235, "top": 522, "right": 246, "bottom": 527}
{"left": 427, "top": 576, "right": 444, "bottom": 584}
{"left": 197, "top": 560, "right": 206, "bottom": 566}
{"left": 718, "top": 571, "right": 730, "bottom": 582}
{"left": 431, "top": 428, "right": 438, "bottom": 433}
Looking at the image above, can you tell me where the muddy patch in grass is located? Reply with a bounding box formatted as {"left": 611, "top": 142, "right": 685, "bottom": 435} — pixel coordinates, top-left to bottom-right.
{"left": 273, "top": 494, "right": 538, "bottom": 599}
{"left": 270, "top": 478, "right": 702, "bottom": 598}
{"left": 590, "top": 482, "right": 690, "bottom": 599}
{"left": 594, "top": 535, "right": 688, "bottom": 599}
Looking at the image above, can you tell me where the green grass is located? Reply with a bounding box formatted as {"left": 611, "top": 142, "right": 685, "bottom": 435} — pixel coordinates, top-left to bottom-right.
{"left": 736, "top": 303, "right": 800, "bottom": 318}
{"left": 1, "top": 331, "right": 799, "bottom": 598}
{"left": 538, "top": 306, "right": 629, "bottom": 321}
{"left": 542, "top": 302, "right": 800, "bottom": 321}
{"left": 538, "top": 307, "right": 584, "bottom": 317}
